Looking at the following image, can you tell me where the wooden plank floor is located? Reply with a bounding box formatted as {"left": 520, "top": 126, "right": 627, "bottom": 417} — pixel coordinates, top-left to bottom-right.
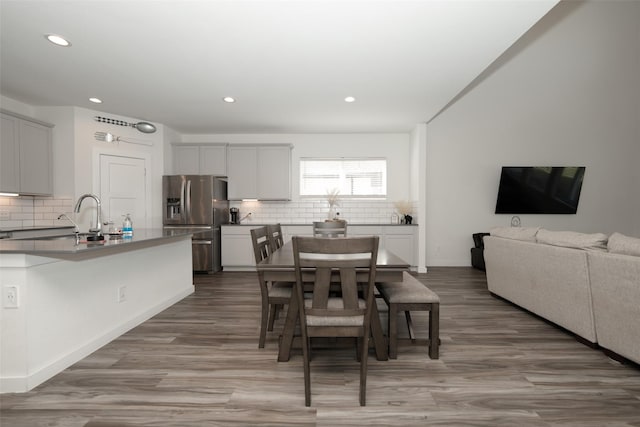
{"left": 2, "top": 267, "right": 639, "bottom": 426}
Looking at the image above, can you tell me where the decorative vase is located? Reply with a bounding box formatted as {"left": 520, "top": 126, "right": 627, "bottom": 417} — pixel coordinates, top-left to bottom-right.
{"left": 328, "top": 205, "right": 335, "bottom": 220}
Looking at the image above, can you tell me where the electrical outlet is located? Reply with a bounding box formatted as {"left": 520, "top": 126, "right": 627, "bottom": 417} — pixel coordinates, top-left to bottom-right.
{"left": 0, "top": 211, "right": 10, "bottom": 220}
{"left": 3, "top": 286, "right": 19, "bottom": 308}
{"left": 117, "top": 285, "right": 126, "bottom": 303}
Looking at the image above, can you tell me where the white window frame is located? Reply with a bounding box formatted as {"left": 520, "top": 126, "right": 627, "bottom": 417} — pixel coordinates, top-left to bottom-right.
{"left": 299, "top": 157, "right": 387, "bottom": 199}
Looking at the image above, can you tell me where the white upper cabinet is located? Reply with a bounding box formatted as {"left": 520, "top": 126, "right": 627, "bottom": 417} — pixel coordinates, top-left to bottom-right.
{"left": 172, "top": 144, "right": 199, "bottom": 174}
{"left": 257, "top": 145, "right": 292, "bottom": 200}
{"left": 200, "top": 145, "right": 227, "bottom": 175}
{"left": 227, "top": 144, "right": 292, "bottom": 200}
{"left": 0, "top": 111, "right": 53, "bottom": 196}
{"left": 172, "top": 143, "right": 227, "bottom": 175}
{"left": 227, "top": 145, "right": 258, "bottom": 199}
{"left": 1, "top": 113, "right": 20, "bottom": 193}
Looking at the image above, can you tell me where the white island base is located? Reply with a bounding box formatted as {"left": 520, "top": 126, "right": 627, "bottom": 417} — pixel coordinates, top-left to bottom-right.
{"left": 0, "top": 235, "right": 194, "bottom": 393}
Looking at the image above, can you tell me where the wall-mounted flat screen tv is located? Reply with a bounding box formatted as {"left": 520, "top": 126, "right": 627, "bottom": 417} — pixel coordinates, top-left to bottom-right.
{"left": 495, "top": 166, "right": 586, "bottom": 214}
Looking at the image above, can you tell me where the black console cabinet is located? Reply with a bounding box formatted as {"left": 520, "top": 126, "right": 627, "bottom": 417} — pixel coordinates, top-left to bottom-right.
{"left": 471, "top": 232, "right": 490, "bottom": 271}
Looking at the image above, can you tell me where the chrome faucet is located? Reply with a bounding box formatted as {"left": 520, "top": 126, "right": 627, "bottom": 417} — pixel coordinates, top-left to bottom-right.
{"left": 57, "top": 213, "right": 80, "bottom": 233}
{"left": 74, "top": 194, "right": 102, "bottom": 235}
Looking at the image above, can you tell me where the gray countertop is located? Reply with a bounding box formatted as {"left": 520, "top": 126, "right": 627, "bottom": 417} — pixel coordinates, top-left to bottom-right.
{"left": 0, "top": 228, "right": 198, "bottom": 261}
{"left": 0, "top": 225, "right": 76, "bottom": 233}
{"left": 223, "top": 223, "right": 417, "bottom": 226}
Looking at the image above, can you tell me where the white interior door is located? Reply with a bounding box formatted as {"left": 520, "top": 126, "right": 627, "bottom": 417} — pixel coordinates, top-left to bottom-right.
{"left": 99, "top": 154, "right": 147, "bottom": 230}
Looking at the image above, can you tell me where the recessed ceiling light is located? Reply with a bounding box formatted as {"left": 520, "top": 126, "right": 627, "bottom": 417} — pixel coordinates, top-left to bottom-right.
{"left": 223, "top": 97, "right": 236, "bottom": 103}
{"left": 89, "top": 97, "right": 102, "bottom": 104}
{"left": 344, "top": 96, "right": 356, "bottom": 103}
{"left": 45, "top": 34, "right": 71, "bottom": 47}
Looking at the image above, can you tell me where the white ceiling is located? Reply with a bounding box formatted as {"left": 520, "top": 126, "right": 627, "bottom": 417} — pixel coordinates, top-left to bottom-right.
{"left": 0, "top": 0, "right": 558, "bottom": 134}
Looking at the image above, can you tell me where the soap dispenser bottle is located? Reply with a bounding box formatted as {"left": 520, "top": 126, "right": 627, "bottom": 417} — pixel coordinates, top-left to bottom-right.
{"left": 122, "top": 214, "right": 133, "bottom": 237}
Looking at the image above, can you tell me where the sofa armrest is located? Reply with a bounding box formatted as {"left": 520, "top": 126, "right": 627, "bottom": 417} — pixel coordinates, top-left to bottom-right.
{"left": 588, "top": 251, "right": 640, "bottom": 364}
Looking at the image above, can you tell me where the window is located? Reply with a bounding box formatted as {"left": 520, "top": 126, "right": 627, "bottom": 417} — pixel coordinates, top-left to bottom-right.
{"left": 300, "top": 158, "right": 387, "bottom": 197}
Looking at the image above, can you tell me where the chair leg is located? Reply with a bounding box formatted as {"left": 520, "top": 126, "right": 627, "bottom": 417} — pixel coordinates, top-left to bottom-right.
{"left": 259, "top": 301, "right": 269, "bottom": 349}
{"left": 274, "top": 303, "right": 282, "bottom": 320}
{"left": 303, "top": 338, "right": 311, "bottom": 407}
{"left": 429, "top": 303, "right": 440, "bottom": 359}
{"left": 388, "top": 303, "right": 398, "bottom": 359}
{"left": 360, "top": 330, "right": 370, "bottom": 406}
{"left": 267, "top": 303, "right": 277, "bottom": 331}
{"left": 295, "top": 286, "right": 311, "bottom": 407}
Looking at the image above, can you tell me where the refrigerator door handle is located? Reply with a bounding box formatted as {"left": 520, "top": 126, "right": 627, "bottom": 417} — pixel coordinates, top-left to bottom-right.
{"left": 179, "top": 179, "right": 186, "bottom": 223}
{"left": 163, "top": 225, "right": 212, "bottom": 230}
{"left": 193, "top": 240, "right": 212, "bottom": 245}
{"left": 186, "top": 179, "right": 192, "bottom": 220}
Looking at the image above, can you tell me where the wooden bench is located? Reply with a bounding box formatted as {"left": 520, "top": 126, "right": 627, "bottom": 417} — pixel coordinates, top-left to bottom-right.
{"left": 376, "top": 271, "right": 440, "bottom": 359}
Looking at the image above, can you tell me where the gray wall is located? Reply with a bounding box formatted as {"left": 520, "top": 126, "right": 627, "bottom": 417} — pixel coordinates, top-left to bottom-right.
{"left": 425, "top": 0, "right": 640, "bottom": 266}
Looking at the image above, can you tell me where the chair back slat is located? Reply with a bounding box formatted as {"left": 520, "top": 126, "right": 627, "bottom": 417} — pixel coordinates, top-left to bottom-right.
{"left": 339, "top": 267, "right": 359, "bottom": 310}
{"left": 311, "top": 267, "right": 332, "bottom": 309}
{"left": 250, "top": 226, "right": 271, "bottom": 264}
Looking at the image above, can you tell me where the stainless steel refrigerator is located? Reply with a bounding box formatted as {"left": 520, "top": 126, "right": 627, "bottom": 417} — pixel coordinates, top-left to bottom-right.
{"left": 162, "top": 175, "right": 229, "bottom": 273}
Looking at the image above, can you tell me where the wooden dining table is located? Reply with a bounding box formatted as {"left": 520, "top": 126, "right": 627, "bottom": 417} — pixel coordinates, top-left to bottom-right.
{"left": 256, "top": 239, "right": 410, "bottom": 361}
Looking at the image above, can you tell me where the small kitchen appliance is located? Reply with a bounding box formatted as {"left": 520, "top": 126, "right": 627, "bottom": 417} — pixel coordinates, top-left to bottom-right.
{"left": 230, "top": 207, "right": 239, "bottom": 224}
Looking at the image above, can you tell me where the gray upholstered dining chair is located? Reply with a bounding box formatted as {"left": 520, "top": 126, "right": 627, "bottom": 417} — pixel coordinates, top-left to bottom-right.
{"left": 250, "top": 226, "right": 292, "bottom": 348}
{"left": 312, "top": 220, "right": 347, "bottom": 237}
{"left": 292, "top": 235, "right": 379, "bottom": 406}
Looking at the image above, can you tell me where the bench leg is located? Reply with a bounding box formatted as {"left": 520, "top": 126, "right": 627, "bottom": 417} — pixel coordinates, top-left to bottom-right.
{"left": 388, "top": 303, "right": 398, "bottom": 359}
{"left": 405, "top": 311, "right": 416, "bottom": 342}
{"left": 429, "top": 303, "right": 439, "bottom": 359}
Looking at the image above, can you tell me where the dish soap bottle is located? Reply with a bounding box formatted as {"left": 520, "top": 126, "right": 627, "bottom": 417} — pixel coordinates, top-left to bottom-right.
{"left": 122, "top": 214, "right": 133, "bottom": 237}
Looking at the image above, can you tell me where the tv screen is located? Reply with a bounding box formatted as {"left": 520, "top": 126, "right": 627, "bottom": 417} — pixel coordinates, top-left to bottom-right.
{"left": 495, "top": 166, "right": 585, "bottom": 214}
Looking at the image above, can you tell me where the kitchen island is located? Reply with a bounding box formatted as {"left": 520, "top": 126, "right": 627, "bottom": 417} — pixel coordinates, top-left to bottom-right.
{"left": 0, "top": 229, "right": 195, "bottom": 393}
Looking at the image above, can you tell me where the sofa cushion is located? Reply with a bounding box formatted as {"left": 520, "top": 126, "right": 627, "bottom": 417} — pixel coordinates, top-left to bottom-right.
{"left": 536, "top": 229, "right": 608, "bottom": 251}
{"left": 608, "top": 232, "right": 640, "bottom": 257}
{"left": 490, "top": 226, "right": 539, "bottom": 242}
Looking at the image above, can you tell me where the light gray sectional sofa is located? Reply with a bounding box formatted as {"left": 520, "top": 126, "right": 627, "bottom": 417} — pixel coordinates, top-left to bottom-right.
{"left": 484, "top": 227, "right": 640, "bottom": 364}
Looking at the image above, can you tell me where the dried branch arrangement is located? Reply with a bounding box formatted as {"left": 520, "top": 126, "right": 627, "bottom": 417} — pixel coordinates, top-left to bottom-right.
{"left": 394, "top": 200, "right": 412, "bottom": 215}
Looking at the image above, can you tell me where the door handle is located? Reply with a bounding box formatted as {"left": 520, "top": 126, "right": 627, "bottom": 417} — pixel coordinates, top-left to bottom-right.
{"left": 186, "top": 180, "right": 192, "bottom": 219}
{"left": 179, "top": 180, "right": 186, "bottom": 221}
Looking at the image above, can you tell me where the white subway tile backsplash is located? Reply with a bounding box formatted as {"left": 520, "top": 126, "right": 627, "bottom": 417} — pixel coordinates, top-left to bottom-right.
{"left": 1, "top": 196, "right": 415, "bottom": 229}
{"left": 14, "top": 212, "right": 35, "bottom": 220}
{"left": 1, "top": 220, "right": 23, "bottom": 228}
{"left": 228, "top": 199, "right": 417, "bottom": 225}
{"left": 0, "top": 196, "right": 74, "bottom": 229}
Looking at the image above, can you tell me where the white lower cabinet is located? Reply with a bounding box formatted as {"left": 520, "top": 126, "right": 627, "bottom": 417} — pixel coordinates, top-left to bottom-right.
{"left": 350, "top": 225, "right": 417, "bottom": 268}
{"left": 282, "top": 225, "right": 313, "bottom": 242}
{"left": 383, "top": 227, "right": 417, "bottom": 269}
{"left": 221, "top": 224, "right": 417, "bottom": 271}
{"left": 221, "top": 226, "right": 256, "bottom": 270}
{"left": 221, "top": 225, "right": 312, "bottom": 271}
{"left": 348, "top": 226, "right": 383, "bottom": 236}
